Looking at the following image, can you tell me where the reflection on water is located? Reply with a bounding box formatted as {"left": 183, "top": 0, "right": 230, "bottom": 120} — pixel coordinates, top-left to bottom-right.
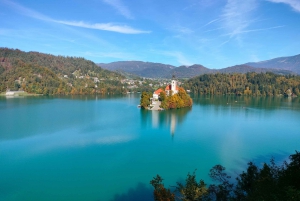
{"left": 140, "top": 108, "right": 191, "bottom": 136}
{"left": 192, "top": 95, "right": 300, "bottom": 111}
{"left": 110, "top": 182, "right": 153, "bottom": 201}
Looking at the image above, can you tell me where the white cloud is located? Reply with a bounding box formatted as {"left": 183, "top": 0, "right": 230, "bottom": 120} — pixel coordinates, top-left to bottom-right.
{"left": 222, "top": 25, "right": 285, "bottom": 36}
{"left": 267, "top": 0, "right": 300, "bottom": 12}
{"left": 1, "top": 0, "right": 52, "bottom": 21}
{"left": 222, "top": 0, "right": 258, "bottom": 39}
{"left": 102, "top": 0, "right": 133, "bottom": 19}
{"left": 3, "top": 0, "right": 149, "bottom": 34}
{"left": 56, "top": 20, "right": 150, "bottom": 34}
{"left": 201, "top": 18, "right": 220, "bottom": 28}
{"left": 171, "top": 25, "right": 194, "bottom": 34}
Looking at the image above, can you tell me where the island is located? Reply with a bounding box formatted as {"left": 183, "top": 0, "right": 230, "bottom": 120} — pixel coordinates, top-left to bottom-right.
{"left": 140, "top": 79, "right": 193, "bottom": 110}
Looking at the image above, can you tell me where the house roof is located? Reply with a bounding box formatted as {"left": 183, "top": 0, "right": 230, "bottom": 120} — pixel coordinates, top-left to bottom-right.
{"left": 154, "top": 88, "right": 164, "bottom": 95}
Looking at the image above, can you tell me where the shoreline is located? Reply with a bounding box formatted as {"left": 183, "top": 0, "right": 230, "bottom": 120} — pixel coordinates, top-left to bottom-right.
{"left": 0, "top": 91, "right": 42, "bottom": 97}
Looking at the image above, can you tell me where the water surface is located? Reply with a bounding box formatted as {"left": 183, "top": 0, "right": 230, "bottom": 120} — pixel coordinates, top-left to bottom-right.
{"left": 0, "top": 94, "right": 299, "bottom": 201}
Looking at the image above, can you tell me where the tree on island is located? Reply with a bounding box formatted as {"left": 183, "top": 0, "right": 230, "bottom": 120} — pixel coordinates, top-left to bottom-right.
{"left": 160, "top": 87, "right": 193, "bottom": 110}
{"left": 140, "top": 86, "right": 193, "bottom": 110}
{"left": 150, "top": 151, "right": 300, "bottom": 201}
{"left": 140, "top": 92, "right": 152, "bottom": 109}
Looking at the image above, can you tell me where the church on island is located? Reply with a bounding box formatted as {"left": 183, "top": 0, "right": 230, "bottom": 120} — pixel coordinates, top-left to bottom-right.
{"left": 140, "top": 77, "right": 192, "bottom": 110}
{"left": 153, "top": 79, "right": 179, "bottom": 100}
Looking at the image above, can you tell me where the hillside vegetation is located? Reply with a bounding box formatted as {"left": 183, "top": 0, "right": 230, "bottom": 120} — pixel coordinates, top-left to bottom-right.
{"left": 183, "top": 72, "right": 300, "bottom": 96}
{"left": 0, "top": 48, "right": 125, "bottom": 95}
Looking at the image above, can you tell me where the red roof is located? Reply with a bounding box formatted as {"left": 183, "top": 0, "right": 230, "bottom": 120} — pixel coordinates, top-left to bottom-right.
{"left": 154, "top": 88, "right": 164, "bottom": 95}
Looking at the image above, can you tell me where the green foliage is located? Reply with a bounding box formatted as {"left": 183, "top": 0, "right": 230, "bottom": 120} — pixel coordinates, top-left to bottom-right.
{"left": 160, "top": 87, "right": 193, "bottom": 110}
{"left": 183, "top": 72, "right": 300, "bottom": 96}
{"left": 208, "top": 165, "right": 234, "bottom": 201}
{"left": 159, "top": 91, "right": 167, "bottom": 102}
{"left": 150, "top": 151, "right": 300, "bottom": 201}
{"left": 0, "top": 48, "right": 126, "bottom": 95}
{"left": 140, "top": 92, "right": 151, "bottom": 109}
{"left": 150, "top": 175, "right": 175, "bottom": 201}
{"left": 176, "top": 171, "right": 208, "bottom": 201}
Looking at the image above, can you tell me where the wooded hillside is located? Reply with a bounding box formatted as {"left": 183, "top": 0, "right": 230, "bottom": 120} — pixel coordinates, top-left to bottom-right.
{"left": 183, "top": 72, "right": 300, "bottom": 96}
{"left": 0, "top": 48, "right": 125, "bottom": 95}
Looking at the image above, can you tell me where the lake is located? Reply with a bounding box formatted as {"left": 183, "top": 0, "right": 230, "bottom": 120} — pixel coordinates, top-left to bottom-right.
{"left": 0, "top": 94, "right": 300, "bottom": 201}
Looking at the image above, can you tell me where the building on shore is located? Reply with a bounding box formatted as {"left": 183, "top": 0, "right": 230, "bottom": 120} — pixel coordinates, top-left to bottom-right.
{"left": 5, "top": 90, "right": 25, "bottom": 96}
{"left": 153, "top": 88, "right": 164, "bottom": 100}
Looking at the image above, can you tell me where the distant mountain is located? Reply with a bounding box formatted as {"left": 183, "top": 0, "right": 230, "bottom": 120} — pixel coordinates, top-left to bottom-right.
{"left": 219, "top": 65, "right": 294, "bottom": 75}
{"left": 98, "top": 55, "right": 298, "bottom": 78}
{"left": 98, "top": 62, "right": 215, "bottom": 78}
{"left": 172, "top": 64, "right": 216, "bottom": 77}
{"left": 98, "top": 61, "right": 175, "bottom": 78}
{"left": 245, "top": 54, "right": 300, "bottom": 74}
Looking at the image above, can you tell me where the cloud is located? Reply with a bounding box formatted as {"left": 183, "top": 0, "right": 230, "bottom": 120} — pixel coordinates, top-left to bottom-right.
{"left": 222, "top": 0, "right": 258, "bottom": 39}
{"left": 201, "top": 18, "right": 220, "bottom": 28}
{"left": 267, "top": 0, "right": 300, "bottom": 12}
{"left": 203, "top": 27, "right": 225, "bottom": 33}
{"left": 102, "top": 0, "right": 133, "bottom": 19}
{"left": 1, "top": 0, "right": 52, "bottom": 21}
{"left": 56, "top": 20, "right": 151, "bottom": 34}
{"left": 0, "top": 131, "right": 136, "bottom": 156}
{"left": 221, "top": 25, "right": 285, "bottom": 36}
{"left": 171, "top": 25, "right": 193, "bottom": 34}
{"left": 2, "top": 0, "right": 149, "bottom": 34}
{"left": 219, "top": 39, "right": 231, "bottom": 47}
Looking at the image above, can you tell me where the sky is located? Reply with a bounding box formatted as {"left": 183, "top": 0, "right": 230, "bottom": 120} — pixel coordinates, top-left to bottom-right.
{"left": 0, "top": 0, "right": 300, "bottom": 69}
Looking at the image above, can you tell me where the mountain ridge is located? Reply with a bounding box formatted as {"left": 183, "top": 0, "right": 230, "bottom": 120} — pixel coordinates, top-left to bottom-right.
{"left": 244, "top": 54, "right": 300, "bottom": 74}
{"left": 98, "top": 53, "right": 300, "bottom": 78}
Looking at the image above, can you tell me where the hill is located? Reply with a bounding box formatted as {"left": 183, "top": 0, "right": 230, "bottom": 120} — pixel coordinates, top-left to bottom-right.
{"left": 219, "top": 64, "right": 294, "bottom": 74}
{"left": 0, "top": 48, "right": 125, "bottom": 95}
{"left": 183, "top": 72, "right": 300, "bottom": 96}
{"left": 98, "top": 54, "right": 299, "bottom": 79}
{"left": 98, "top": 61, "right": 175, "bottom": 78}
{"left": 98, "top": 61, "right": 213, "bottom": 78}
{"left": 245, "top": 54, "right": 300, "bottom": 74}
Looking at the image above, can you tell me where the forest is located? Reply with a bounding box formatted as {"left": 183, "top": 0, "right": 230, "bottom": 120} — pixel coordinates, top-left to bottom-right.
{"left": 159, "top": 88, "right": 193, "bottom": 109}
{"left": 183, "top": 72, "right": 300, "bottom": 96}
{"left": 0, "top": 48, "right": 126, "bottom": 95}
{"left": 150, "top": 151, "right": 300, "bottom": 201}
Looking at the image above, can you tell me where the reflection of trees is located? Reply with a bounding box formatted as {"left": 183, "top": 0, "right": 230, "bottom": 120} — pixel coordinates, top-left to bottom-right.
{"left": 55, "top": 94, "right": 125, "bottom": 101}
{"left": 192, "top": 95, "right": 300, "bottom": 111}
{"left": 140, "top": 108, "right": 191, "bottom": 136}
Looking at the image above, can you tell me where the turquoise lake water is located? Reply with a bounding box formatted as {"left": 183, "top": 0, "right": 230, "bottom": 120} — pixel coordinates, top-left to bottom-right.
{"left": 0, "top": 94, "right": 300, "bottom": 201}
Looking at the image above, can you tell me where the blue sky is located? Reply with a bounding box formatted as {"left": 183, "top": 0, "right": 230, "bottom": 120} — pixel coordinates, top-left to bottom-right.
{"left": 0, "top": 0, "right": 300, "bottom": 68}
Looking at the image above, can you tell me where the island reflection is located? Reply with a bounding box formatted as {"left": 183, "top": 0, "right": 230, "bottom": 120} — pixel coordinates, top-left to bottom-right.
{"left": 140, "top": 108, "right": 191, "bottom": 136}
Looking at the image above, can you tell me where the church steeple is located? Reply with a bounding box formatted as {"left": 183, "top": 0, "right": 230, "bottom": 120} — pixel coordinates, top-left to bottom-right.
{"left": 171, "top": 80, "right": 176, "bottom": 91}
